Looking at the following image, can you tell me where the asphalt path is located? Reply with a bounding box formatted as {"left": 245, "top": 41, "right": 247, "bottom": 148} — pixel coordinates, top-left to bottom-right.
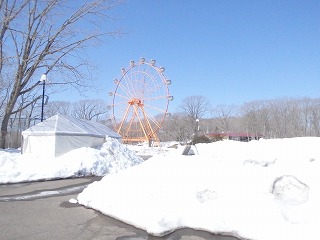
{"left": 0, "top": 177, "right": 240, "bottom": 240}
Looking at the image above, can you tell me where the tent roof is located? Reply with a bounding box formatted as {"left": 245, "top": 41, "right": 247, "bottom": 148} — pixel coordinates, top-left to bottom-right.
{"left": 22, "top": 114, "right": 121, "bottom": 138}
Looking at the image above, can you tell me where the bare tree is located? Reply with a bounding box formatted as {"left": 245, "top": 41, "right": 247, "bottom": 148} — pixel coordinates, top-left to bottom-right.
{"left": 45, "top": 100, "right": 71, "bottom": 118}
{"left": 180, "top": 95, "right": 211, "bottom": 122}
{"left": 268, "top": 98, "right": 297, "bottom": 138}
{"left": 160, "top": 113, "right": 193, "bottom": 143}
{"left": 212, "top": 104, "right": 238, "bottom": 133}
{"left": 240, "top": 100, "right": 271, "bottom": 137}
{"left": 308, "top": 98, "right": 320, "bottom": 136}
{"left": 238, "top": 98, "right": 320, "bottom": 138}
{"left": 0, "top": 0, "right": 122, "bottom": 148}
{"left": 72, "top": 99, "right": 108, "bottom": 121}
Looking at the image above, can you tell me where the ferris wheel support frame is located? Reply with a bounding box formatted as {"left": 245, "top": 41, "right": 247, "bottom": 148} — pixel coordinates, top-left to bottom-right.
{"left": 118, "top": 101, "right": 159, "bottom": 143}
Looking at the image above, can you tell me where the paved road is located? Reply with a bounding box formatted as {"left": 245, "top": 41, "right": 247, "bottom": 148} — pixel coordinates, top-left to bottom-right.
{"left": 0, "top": 177, "right": 240, "bottom": 240}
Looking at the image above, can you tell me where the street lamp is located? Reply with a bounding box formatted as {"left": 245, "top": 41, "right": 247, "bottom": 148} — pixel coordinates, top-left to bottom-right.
{"left": 195, "top": 118, "right": 199, "bottom": 137}
{"left": 39, "top": 73, "right": 47, "bottom": 122}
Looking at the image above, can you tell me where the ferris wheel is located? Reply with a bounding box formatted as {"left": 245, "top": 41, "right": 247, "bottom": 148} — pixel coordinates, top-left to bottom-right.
{"left": 109, "top": 58, "right": 173, "bottom": 144}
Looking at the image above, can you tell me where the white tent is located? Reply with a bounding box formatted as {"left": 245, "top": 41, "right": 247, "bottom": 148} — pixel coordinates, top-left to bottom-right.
{"left": 21, "top": 115, "right": 122, "bottom": 157}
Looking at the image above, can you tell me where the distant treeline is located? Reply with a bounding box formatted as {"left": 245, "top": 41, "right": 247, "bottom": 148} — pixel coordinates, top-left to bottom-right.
{"left": 3, "top": 97, "right": 320, "bottom": 147}
{"left": 160, "top": 97, "right": 320, "bottom": 142}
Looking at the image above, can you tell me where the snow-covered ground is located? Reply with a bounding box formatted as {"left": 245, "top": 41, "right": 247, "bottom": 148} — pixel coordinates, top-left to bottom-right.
{"left": 0, "top": 137, "right": 142, "bottom": 183}
{"left": 1, "top": 137, "right": 320, "bottom": 240}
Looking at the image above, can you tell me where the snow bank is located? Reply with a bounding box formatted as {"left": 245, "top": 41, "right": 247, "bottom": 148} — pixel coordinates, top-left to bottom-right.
{"left": 0, "top": 137, "right": 143, "bottom": 183}
{"left": 77, "top": 137, "right": 320, "bottom": 240}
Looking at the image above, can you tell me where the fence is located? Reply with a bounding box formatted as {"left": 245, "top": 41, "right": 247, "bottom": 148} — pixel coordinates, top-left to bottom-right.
{"left": 0, "top": 117, "right": 33, "bottom": 149}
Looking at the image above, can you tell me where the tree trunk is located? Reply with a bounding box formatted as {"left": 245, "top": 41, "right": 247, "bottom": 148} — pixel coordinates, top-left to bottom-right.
{"left": 1, "top": 80, "right": 20, "bottom": 148}
{"left": 0, "top": 114, "right": 10, "bottom": 148}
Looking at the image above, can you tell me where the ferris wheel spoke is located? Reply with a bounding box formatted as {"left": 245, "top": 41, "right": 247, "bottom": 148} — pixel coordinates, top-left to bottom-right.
{"left": 143, "top": 103, "right": 168, "bottom": 114}
{"left": 144, "top": 69, "right": 160, "bottom": 90}
{"left": 114, "top": 93, "right": 130, "bottom": 104}
{"left": 128, "top": 66, "right": 140, "bottom": 97}
{"left": 133, "top": 68, "right": 142, "bottom": 96}
{"left": 133, "top": 71, "right": 148, "bottom": 98}
{"left": 120, "top": 73, "right": 133, "bottom": 98}
{"left": 113, "top": 90, "right": 131, "bottom": 99}
{"left": 134, "top": 69, "right": 164, "bottom": 100}
{"left": 146, "top": 85, "right": 163, "bottom": 95}
{"left": 118, "top": 77, "right": 134, "bottom": 98}
{"left": 145, "top": 75, "right": 166, "bottom": 97}
{"left": 145, "top": 64, "right": 160, "bottom": 83}
{"left": 115, "top": 85, "right": 131, "bottom": 99}
{"left": 112, "top": 96, "right": 131, "bottom": 105}
{"left": 126, "top": 72, "right": 136, "bottom": 97}
{"left": 143, "top": 95, "right": 169, "bottom": 102}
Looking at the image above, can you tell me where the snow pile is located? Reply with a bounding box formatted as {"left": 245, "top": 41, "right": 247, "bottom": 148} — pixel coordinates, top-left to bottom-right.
{"left": 272, "top": 175, "right": 310, "bottom": 205}
{"left": 0, "top": 137, "right": 143, "bottom": 183}
{"left": 77, "top": 137, "right": 320, "bottom": 240}
{"left": 126, "top": 142, "right": 175, "bottom": 157}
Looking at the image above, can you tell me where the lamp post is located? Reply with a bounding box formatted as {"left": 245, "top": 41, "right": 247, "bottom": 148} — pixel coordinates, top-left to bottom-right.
{"left": 195, "top": 118, "right": 199, "bottom": 137}
{"left": 40, "top": 73, "right": 47, "bottom": 122}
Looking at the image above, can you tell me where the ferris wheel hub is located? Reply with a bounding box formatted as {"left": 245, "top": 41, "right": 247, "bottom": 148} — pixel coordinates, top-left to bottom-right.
{"left": 128, "top": 98, "right": 143, "bottom": 107}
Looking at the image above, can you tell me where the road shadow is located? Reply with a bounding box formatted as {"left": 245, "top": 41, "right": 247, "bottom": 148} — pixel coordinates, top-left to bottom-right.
{"left": 81, "top": 210, "right": 241, "bottom": 240}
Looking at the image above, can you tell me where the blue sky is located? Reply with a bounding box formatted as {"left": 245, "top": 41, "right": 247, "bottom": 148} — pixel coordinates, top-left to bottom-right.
{"left": 51, "top": 0, "right": 320, "bottom": 113}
